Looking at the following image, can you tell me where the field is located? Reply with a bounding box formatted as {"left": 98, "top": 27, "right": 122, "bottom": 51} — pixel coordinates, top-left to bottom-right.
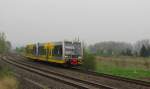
{"left": 95, "top": 56, "right": 150, "bottom": 81}
{"left": 0, "top": 65, "right": 18, "bottom": 89}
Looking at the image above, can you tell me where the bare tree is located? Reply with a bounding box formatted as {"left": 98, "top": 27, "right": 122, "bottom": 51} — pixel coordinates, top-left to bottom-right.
{"left": 133, "top": 39, "right": 150, "bottom": 55}
{"left": 0, "top": 32, "right": 11, "bottom": 53}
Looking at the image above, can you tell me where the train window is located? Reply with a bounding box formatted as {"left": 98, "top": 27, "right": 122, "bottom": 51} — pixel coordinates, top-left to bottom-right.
{"left": 52, "top": 45, "right": 62, "bottom": 57}
{"left": 38, "top": 46, "right": 46, "bottom": 55}
{"left": 65, "top": 48, "right": 73, "bottom": 51}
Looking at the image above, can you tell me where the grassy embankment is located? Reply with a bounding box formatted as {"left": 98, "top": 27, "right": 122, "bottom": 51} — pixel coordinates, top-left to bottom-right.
{"left": 95, "top": 56, "right": 150, "bottom": 81}
{"left": 0, "top": 65, "right": 18, "bottom": 89}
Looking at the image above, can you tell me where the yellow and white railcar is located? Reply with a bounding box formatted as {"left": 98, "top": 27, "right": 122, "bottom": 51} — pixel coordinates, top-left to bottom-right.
{"left": 25, "top": 41, "right": 83, "bottom": 66}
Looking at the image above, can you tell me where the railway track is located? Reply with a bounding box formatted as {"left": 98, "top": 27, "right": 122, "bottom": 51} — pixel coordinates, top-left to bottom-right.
{"left": 73, "top": 68, "right": 150, "bottom": 87}
{"left": 2, "top": 56, "right": 115, "bottom": 89}
{"left": 14, "top": 73, "right": 47, "bottom": 89}
{"left": 3, "top": 54, "right": 150, "bottom": 89}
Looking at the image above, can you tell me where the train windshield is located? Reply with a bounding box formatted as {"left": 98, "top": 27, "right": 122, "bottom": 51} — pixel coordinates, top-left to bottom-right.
{"left": 64, "top": 41, "right": 82, "bottom": 58}
{"left": 73, "top": 42, "right": 82, "bottom": 56}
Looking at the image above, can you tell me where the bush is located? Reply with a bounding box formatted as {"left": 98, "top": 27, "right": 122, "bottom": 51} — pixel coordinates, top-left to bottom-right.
{"left": 0, "top": 66, "right": 13, "bottom": 78}
{"left": 82, "top": 51, "right": 96, "bottom": 71}
{"left": 0, "top": 65, "right": 18, "bottom": 89}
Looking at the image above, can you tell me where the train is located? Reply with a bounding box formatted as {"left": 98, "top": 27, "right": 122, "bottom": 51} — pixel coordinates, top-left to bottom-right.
{"left": 24, "top": 40, "right": 83, "bottom": 66}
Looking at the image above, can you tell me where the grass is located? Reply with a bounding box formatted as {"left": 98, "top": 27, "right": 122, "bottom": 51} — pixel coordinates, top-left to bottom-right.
{"left": 95, "top": 56, "right": 150, "bottom": 81}
{"left": 0, "top": 66, "right": 18, "bottom": 89}
{"left": 0, "top": 77, "right": 18, "bottom": 89}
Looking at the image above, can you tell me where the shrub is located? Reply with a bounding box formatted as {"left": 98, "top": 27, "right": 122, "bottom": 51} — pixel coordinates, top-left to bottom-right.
{"left": 82, "top": 51, "right": 96, "bottom": 71}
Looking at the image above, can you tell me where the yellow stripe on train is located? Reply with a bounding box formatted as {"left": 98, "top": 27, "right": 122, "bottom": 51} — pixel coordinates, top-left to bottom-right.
{"left": 25, "top": 54, "right": 65, "bottom": 64}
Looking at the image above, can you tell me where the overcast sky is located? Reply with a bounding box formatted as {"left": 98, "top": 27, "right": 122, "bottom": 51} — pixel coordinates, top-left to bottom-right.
{"left": 0, "top": 0, "right": 150, "bottom": 47}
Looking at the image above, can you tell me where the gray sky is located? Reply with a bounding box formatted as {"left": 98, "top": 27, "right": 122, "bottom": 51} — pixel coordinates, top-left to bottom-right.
{"left": 0, "top": 0, "right": 150, "bottom": 47}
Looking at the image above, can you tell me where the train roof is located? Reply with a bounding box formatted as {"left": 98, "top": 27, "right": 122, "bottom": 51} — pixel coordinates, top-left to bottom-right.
{"left": 38, "top": 42, "right": 62, "bottom": 46}
{"left": 26, "top": 40, "right": 81, "bottom": 46}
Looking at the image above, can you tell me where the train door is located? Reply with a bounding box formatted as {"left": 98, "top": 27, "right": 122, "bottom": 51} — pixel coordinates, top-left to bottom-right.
{"left": 45, "top": 43, "right": 54, "bottom": 61}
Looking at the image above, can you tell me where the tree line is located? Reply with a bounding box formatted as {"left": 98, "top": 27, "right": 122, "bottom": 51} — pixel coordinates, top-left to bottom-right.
{"left": 89, "top": 39, "right": 150, "bottom": 57}
{"left": 0, "top": 32, "right": 11, "bottom": 54}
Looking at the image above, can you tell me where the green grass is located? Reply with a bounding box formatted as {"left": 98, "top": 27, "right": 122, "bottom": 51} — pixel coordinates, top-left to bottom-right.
{"left": 95, "top": 56, "right": 150, "bottom": 81}
{"left": 96, "top": 64, "right": 150, "bottom": 79}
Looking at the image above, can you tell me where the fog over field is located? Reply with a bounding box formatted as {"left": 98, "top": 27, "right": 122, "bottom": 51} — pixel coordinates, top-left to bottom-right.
{"left": 0, "top": 0, "right": 150, "bottom": 47}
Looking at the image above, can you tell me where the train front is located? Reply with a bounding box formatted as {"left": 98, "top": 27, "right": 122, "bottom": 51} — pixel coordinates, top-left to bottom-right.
{"left": 63, "top": 41, "right": 83, "bottom": 66}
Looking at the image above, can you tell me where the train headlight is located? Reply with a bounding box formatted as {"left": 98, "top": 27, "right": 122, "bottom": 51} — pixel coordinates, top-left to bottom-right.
{"left": 65, "top": 56, "right": 68, "bottom": 58}
{"left": 78, "top": 56, "right": 82, "bottom": 59}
